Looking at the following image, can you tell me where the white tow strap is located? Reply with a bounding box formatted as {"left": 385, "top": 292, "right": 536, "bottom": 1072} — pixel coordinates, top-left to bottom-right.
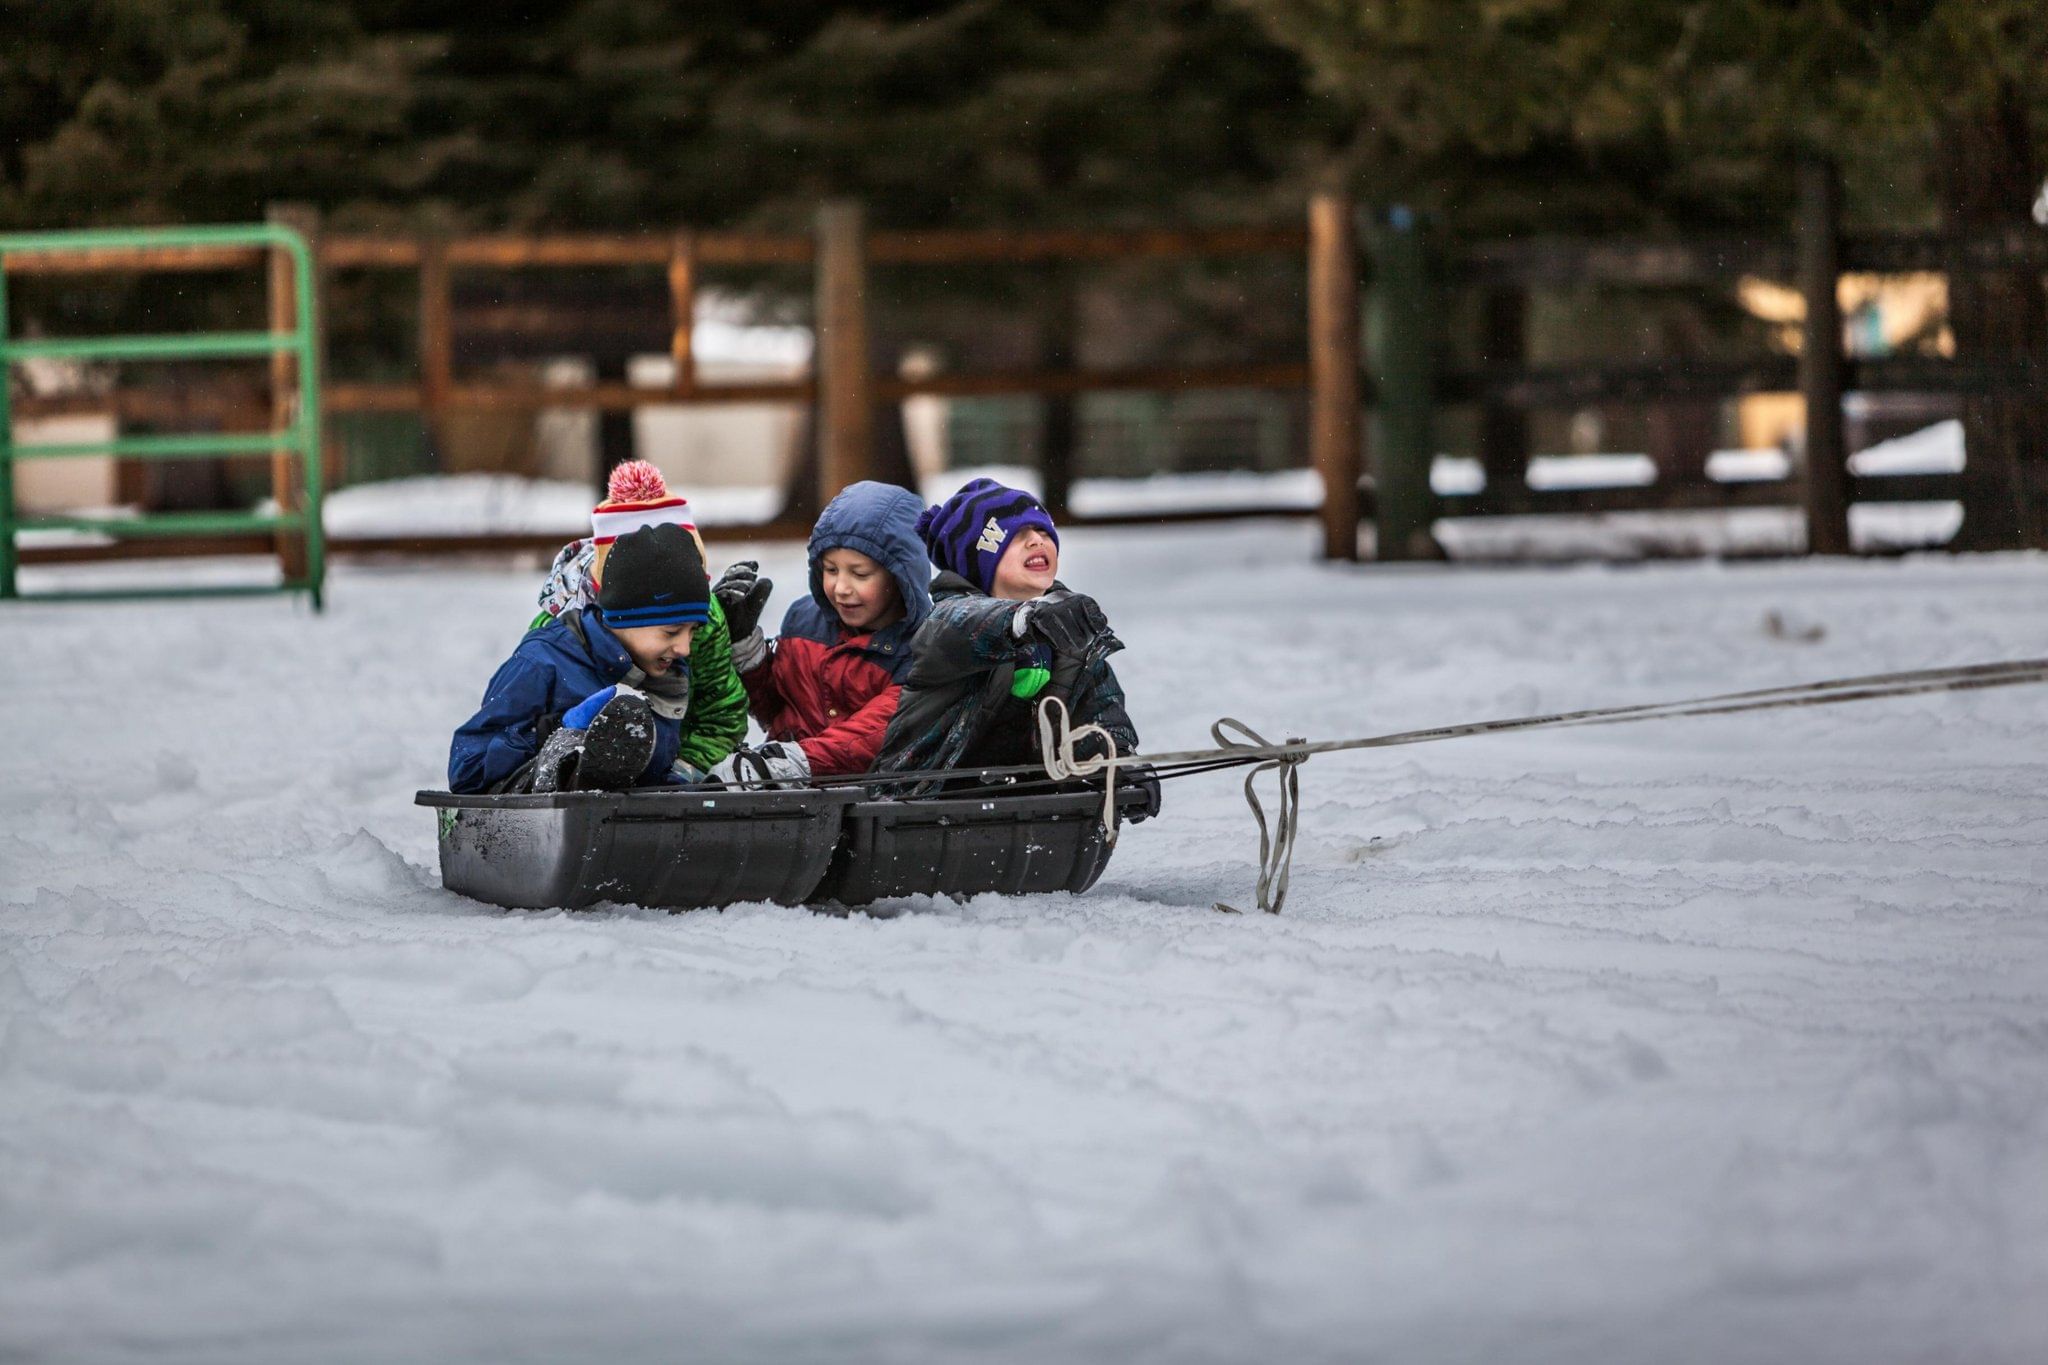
{"left": 1036, "top": 656, "right": 2048, "bottom": 916}
{"left": 1206, "top": 718, "right": 1306, "bottom": 915}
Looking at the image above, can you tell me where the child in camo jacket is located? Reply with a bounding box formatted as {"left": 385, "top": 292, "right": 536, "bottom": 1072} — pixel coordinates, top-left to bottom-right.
{"left": 875, "top": 477, "right": 1157, "bottom": 819}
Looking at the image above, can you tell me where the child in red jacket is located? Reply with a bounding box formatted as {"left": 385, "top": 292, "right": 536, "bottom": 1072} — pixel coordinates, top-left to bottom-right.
{"left": 709, "top": 481, "right": 933, "bottom": 781}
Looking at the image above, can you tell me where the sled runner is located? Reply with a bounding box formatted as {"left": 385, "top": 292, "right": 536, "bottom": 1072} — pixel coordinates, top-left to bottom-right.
{"left": 416, "top": 779, "right": 1151, "bottom": 911}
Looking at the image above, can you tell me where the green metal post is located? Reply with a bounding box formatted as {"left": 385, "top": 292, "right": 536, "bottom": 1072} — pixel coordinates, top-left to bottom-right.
{"left": 289, "top": 228, "right": 326, "bottom": 611}
{"left": 0, "top": 249, "right": 14, "bottom": 600}
{"left": 1366, "top": 208, "right": 1438, "bottom": 561}
{"left": 0, "top": 222, "right": 325, "bottom": 608}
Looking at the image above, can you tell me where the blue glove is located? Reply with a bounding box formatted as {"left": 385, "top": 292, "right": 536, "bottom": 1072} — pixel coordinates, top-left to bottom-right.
{"left": 563, "top": 684, "right": 633, "bottom": 730}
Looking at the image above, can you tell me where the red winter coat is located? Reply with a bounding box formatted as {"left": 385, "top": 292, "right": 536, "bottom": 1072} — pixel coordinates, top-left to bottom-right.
{"left": 742, "top": 480, "right": 933, "bottom": 776}
{"left": 740, "top": 605, "right": 913, "bottom": 776}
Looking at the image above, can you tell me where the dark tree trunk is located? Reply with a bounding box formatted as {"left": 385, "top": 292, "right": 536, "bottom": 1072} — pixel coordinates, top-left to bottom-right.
{"left": 1477, "top": 286, "right": 1530, "bottom": 496}
{"left": 1936, "top": 88, "right": 2048, "bottom": 549}
{"left": 1038, "top": 269, "right": 1079, "bottom": 520}
{"left": 869, "top": 399, "right": 918, "bottom": 492}
{"left": 594, "top": 352, "right": 636, "bottom": 497}
{"left": 867, "top": 321, "right": 920, "bottom": 494}
{"left": 779, "top": 405, "right": 822, "bottom": 528}
{"left": 1646, "top": 400, "right": 1717, "bottom": 486}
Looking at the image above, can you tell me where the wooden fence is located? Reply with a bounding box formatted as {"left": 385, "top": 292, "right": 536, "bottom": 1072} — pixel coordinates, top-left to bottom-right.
{"left": 13, "top": 176, "right": 2046, "bottom": 568}
{"left": 1399, "top": 163, "right": 2048, "bottom": 559}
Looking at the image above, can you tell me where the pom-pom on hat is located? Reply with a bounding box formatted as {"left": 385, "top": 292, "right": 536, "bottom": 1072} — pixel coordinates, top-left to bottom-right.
{"left": 916, "top": 477, "right": 1058, "bottom": 594}
{"left": 597, "top": 522, "right": 712, "bottom": 629}
{"left": 591, "top": 460, "right": 701, "bottom": 588}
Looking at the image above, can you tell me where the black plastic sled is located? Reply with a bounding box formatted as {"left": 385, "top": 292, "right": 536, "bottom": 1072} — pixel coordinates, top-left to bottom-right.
{"left": 416, "top": 781, "right": 1151, "bottom": 911}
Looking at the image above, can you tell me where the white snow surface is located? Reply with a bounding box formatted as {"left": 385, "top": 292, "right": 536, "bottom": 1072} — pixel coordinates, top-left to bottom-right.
{"left": 5, "top": 521, "right": 2047, "bottom": 1364}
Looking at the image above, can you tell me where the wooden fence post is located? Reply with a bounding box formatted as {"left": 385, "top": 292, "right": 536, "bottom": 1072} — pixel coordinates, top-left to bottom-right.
{"left": 815, "top": 201, "right": 873, "bottom": 505}
{"left": 1308, "top": 192, "right": 1361, "bottom": 561}
{"left": 418, "top": 233, "right": 453, "bottom": 476}
{"left": 1798, "top": 157, "right": 1852, "bottom": 555}
{"left": 668, "top": 230, "right": 697, "bottom": 398}
{"left": 267, "top": 203, "right": 322, "bottom": 580}
{"left": 1367, "top": 208, "right": 1438, "bottom": 560}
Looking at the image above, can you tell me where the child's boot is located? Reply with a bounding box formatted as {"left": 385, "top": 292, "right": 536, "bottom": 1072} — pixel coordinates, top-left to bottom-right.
{"left": 529, "top": 724, "right": 586, "bottom": 793}
{"left": 529, "top": 686, "right": 657, "bottom": 793}
{"left": 573, "top": 690, "right": 658, "bottom": 790}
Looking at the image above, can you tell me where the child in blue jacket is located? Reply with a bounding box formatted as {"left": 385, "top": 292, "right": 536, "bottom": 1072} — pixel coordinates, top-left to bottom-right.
{"left": 449, "top": 522, "right": 712, "bottom": 794}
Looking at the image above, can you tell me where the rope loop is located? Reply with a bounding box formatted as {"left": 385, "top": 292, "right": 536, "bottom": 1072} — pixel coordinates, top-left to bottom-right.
{"left": 1037, "top": 695, "right": 1124, "bottom": 843}
{"left": 1209, "top": 718, "right": 1307, "bottom": 915}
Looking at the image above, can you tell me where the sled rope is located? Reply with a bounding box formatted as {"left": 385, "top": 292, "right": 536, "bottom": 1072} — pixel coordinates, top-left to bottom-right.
{"left": 1035, "top": 695, "right": 1126, "bottom": 843}
{"left": 1207, "top": 718, "right": 1305, "bottom": 915}
{"left": 1036, "top": 655, "right": 2048, "bottom": 915}
{"left": 1037, "top": 699, "right": 1309, "bottom": 911}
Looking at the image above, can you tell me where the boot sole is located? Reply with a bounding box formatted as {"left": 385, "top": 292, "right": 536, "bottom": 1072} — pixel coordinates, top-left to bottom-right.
{"left": 577, "top": 695, "right": 658, "bottom": 790}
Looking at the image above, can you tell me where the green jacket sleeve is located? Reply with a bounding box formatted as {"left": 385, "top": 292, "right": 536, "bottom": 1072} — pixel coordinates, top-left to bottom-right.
{"left": 674, "top": 596, "right": 750, "bottom": 773}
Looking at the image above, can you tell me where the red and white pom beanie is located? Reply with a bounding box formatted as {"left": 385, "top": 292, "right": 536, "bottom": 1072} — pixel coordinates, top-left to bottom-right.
{"left": 590, "top": 461, "right": 703, "bottom": 588}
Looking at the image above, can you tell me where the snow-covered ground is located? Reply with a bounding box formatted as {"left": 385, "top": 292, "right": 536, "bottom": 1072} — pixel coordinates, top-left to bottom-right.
{"left": 4, "top": 521, "right": 2046, "bottom": 1364}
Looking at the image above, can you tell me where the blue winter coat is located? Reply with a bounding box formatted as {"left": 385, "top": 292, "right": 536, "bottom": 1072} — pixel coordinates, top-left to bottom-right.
{"left": 448, "top": 609, "right": 683, "bottom": 793}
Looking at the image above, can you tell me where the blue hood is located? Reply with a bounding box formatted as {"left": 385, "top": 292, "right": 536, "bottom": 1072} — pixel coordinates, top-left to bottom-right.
{"left": 807, "top": 481, "right": 933, "bottom": 634}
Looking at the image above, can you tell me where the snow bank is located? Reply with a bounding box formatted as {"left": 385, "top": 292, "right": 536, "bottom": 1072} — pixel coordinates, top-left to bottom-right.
{"left": 5, "top": 522, "right": 2047, "bottom": 1363}
{"left": 309, "top": 420, "right": 1967, "bottom": 564}
{"left": 308, "top": 473, "right": 784, "bottom": 537}
{"left": 306, "top": 467, "right": 1324, "bottom": 540}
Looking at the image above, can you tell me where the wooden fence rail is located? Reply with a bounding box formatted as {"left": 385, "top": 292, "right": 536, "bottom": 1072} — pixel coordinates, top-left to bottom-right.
{"left": 11, "top": 186, "right": 2045, "bottom": 573}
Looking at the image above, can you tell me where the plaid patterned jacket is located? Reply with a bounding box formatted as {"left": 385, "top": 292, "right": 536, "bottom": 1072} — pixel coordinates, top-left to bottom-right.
{"left": 876, "top": 573, "right": 1138, "bottom": 793}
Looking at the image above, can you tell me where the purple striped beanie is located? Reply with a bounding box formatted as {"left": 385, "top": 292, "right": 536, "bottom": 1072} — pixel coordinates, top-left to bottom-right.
{"left": 914, "top": 478, "right": 1059, "bottom": 594}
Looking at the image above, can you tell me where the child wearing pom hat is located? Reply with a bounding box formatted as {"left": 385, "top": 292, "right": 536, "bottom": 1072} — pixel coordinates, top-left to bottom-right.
{"left": 874, "top": 477, "right": 1157, "bottom": 818}
{"left": 450, "top": 518, "right": 717, "bottom": 793}
{"left": 524, "top": 461, "right": 748, "bottom": 781}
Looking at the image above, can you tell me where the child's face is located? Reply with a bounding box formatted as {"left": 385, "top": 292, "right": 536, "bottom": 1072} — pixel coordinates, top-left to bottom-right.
{"left": 613, "top": 622, "right": 696, "bottom": 676}
{"left": 990, "top": 528, "right": 1057, "bottom": 600}
{"left": 820, "top": 547, "right": 902, "bottom": 632}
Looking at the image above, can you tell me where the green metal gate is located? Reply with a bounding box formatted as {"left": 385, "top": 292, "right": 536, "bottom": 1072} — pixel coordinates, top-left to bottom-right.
{"left": 0, "top": 223, "right": 325, "bottom": 609}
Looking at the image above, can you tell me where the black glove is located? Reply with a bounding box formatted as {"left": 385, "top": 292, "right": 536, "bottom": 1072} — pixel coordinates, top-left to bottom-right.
{"left": 1027, "top": 592, "right": 1113, "bottom": 656}
{"left": 714, "top": 560, "right": 773, "bottom": 639}
{"left": 1120, "top": 761, "right": 1162, "bottom": 824}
